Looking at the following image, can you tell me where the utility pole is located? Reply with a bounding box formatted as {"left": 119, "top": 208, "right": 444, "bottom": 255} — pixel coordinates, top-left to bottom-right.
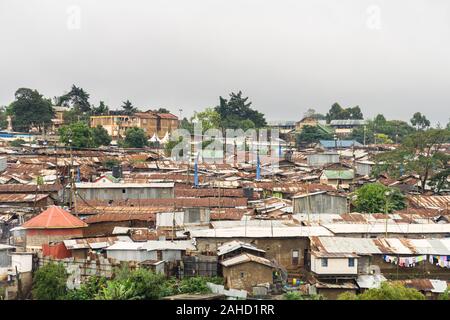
{"left": 363, "top": 125, "right": 366, "bottom": 146}
{"left": 384, "top": 191, "right": 391, "bottom": 238}
{"left": 15, "top": 266, "right": 22, "bottom": 300}
{"left": 69, "top": 137, "right": 77, "bottom": 216}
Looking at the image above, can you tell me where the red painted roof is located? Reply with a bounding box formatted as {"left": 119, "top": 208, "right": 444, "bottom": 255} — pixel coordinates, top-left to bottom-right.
{"left": 22, "top": 206, "right": 87, "bottom": 229}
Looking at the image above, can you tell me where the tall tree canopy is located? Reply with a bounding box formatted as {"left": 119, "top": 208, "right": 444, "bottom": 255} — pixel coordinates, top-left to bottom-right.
{"left": 92, "top": 125, "right": 112, "bottom": 146}
{"left": 32, "top": 263, "right": 68, "bottom": 300}
{"left": 338, "top": 282, "right": 425, "bottom": 300}
{"left": 59, "top": 85, "right": 91, "bottom": 113}
{"left": 350, "top": 114, "right": 414, "bottom": 145}
{"left": 7, "top": 88, "right": 54, "bottom": 132}
{"left": 410, "top": 112, "right": 430, "bottom": 130}
{"left": 154, "top": 107, "right": 170, "bottom": 114}
{"left": 296, "top": 125, "right": 333, "bottom": 146}
{"left": 0, "top": 106, "right": 8, "bottom": 129}
{"left": 215, "top": 91, "right": 266, "bottom": 129}
{"left": 92, "top": 101, "right": 109, "bottom": 116}
{"left": 303, "top": 108, "right": 326, "bottom": 120}
{"left": 325, "top": 103, "right": 364, "bottom": 123}
{"left": 122, "top": 127, "right": 148, "bottom": 148}
{"left": 59, "top": 122, "right": 96, "bottom": 148}
{"left": 59, "top": 122, "right": 112, "bottom": 148}
{"left": 191, "top": 108, "right": 221, "bottom": 132}
{"left": 373, "top": 129, "right": 450, "bottom": 192}
{"left": 121, "top": 100, "right": 139, "bottom": 115}
{"left": 352, "top": 183, "right": 406, "bottom": 213}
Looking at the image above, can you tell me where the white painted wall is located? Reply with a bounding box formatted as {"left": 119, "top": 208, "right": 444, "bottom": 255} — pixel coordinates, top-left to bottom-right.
{"left": 311, "top": 256, "right": 358, "bottom": 275}
{"left": 11, "top": 253, "right": 33, "bottom": 272}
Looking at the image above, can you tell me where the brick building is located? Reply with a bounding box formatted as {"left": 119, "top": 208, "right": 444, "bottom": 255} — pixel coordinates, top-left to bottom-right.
{"left": 89, "top": 110, "right": 178, "bottom": 139}
{"left": 22, "top": 206, "right": 87, "bottom": 250}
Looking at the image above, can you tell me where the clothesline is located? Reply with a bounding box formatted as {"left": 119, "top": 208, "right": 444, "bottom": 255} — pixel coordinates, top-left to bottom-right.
{"left": 383, "top": 254, "right": 449, "bottom": 268}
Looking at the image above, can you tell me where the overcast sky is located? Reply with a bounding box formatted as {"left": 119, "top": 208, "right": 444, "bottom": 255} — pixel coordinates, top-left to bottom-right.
{"left": 1, "top": 0, "right": 449, "bottom": 124}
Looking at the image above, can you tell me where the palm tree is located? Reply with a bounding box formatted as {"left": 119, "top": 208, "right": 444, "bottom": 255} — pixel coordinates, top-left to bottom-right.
{"left": 121, "top": 100, "right": 139, "bottom": 115}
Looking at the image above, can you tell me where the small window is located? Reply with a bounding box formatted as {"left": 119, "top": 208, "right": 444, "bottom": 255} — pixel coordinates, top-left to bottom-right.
{"left": 348, "top": 258, "right": 355, "bottom": 267}
{"left": 122, "top": 189, "right": 126, "bottom": 193}
{"left": 321, "top": 258, "right": 328, "bottom": 267}
{"left": 240, "top": 272, "right": 245, "bottom": 278}
{"left": 292, "top": 250, "right": 299, "bottom": 265}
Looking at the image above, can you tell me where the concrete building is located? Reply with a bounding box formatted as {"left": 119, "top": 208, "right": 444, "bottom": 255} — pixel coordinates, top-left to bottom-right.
{"left": 74, "top": 182, "right": 174, "bottom": 201}
{"left": 106, "top": 240, "right": 195, "bottom": 263}
{"left": 310, "top": 252, "right": 359, "bottom": 278}
{"left": 21, "top": 206, "right": 87, "bottom": 250}
{"left": 329, "top": 120, "right": 367, "bottom": 136}
{"left": 90, "top": 110, "right": 178, "bottom": 139}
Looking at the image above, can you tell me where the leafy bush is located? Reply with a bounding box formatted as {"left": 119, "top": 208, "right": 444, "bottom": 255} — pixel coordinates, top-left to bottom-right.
{"left": 126, "top": 268, "right": 169, "bottom": 299}
{"left": 32, "top": 263, "right": 68, "bottom": 300}
{"left": 338, "top": 282, "right": 425, "bottom": 300}
{"left": 438, "top": 287, "right": 450, "bottom": 300}
{"left": 95, "top": 280, "right": 137, "bottom": 300}
{"left": 103, "top": 158, "right": 120, "bottom": 170}
{"left": 353, "top": 183, "right": 406, "bottom": 213}
{"left": 283, "top": 291, "right": 303, "bottom": 300}
{"left": 66, "top": 276, "right": 107, "bottom": 300}
{"left": 177, "top": 277, "right": 212, "bottom": 294}
{"left": 9, "top": 139, "right": 26, "bottom": 147}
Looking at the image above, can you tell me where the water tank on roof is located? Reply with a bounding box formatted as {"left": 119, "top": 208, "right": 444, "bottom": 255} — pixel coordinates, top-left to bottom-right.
{"left": 112, "top": 165, "right": 122, "bottom": 179}
{"left": 243, "top": 187, "right": 254, "bottom": 199}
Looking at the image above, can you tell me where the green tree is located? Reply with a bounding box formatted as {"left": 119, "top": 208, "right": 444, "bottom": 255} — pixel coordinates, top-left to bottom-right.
{"left": 348, "top": 106, "right": 364, "bottom": 119}
{"left": 283, "top": 291, "right": 303, "bottom": 300}
{"left": 353, "top": 183, "right": 406, "bottom": 213}
{"left": 62, "top": 108, "right": 89, "bottom": 124}
{"left": 325, "top": 103, "right": 364, "bottom": 123}
{"left": 428, "top": 168, "right": 450, "bottom": 194}
{"left": 95, "top": 280, "right": 137, "bottom": 300}
{"left": 60, "top": 85, "right": 91, "bottom": 113}
{"left": 410, "top": 112, "right": 430, "bottom": 131}
{"left": 103, "top": 158, "right": 120, "bottom": 169}
{"left": 121, "top": 100, "right": 139, "bottom": 115}
{"left": 92, "top": 101, "right": 109, "bottom": 116}
{"left": 192, "top": 108, "right": 221, "bottom": 132}
{"left": 296, "top": 125, "right": 333, "bottom": 145}
{"left": 32, "top": 263, "right": 68, "bottom": 300}
{"left": 0, "top": 106, "right": 8, "bottom": 129}
{"left": 338, "top": 282, "right": 425, "bottom": 300}
{"left": 59, "top": 121, "right": 95, "bottom": 148}
{"left": 177, "top": 277, "right": 212, "bottom": 294}
{"left": 179, "top": 117, "right": 194, "bottom": 134}
{"left": 351, "top": 117, "right": 414, "bottom": 145}
{"left": 123, "top": 268, "right": 171, "bottom": 299}
{"left": 7, "top": 88, "right": 54, "bottom": 132}
{"left": 304, "top": 108, "right": 326, "bottom": 120}
{"left": 9, "top": 139, "right": 27, "bottom": 147}
{"left": 91, "top": 125, "right": 112, "bottom": 146}
{"left": 123, "top": 127, "right": 148, "bottom": 148}
{"left": 374, "top": 133, "right": 393, "bottom": 144}
{"left": 215, "top": 91, "right": 266, "bottom": 129}
{"left": 373, "top": 129, "right": 450, "bottom": 191}
{"left": 155, "top": 107, "right": 170, "bottom": 113}
{"left": 66, "top": 276, "right": 107, "bottom": 300}
{"left": 438, "top": 287, "right": 450, "bottom": 300}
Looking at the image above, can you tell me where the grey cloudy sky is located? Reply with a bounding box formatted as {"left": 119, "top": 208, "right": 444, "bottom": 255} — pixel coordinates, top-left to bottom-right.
{"left": 1, "top": 0, "right": 449, "bottom": 124}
